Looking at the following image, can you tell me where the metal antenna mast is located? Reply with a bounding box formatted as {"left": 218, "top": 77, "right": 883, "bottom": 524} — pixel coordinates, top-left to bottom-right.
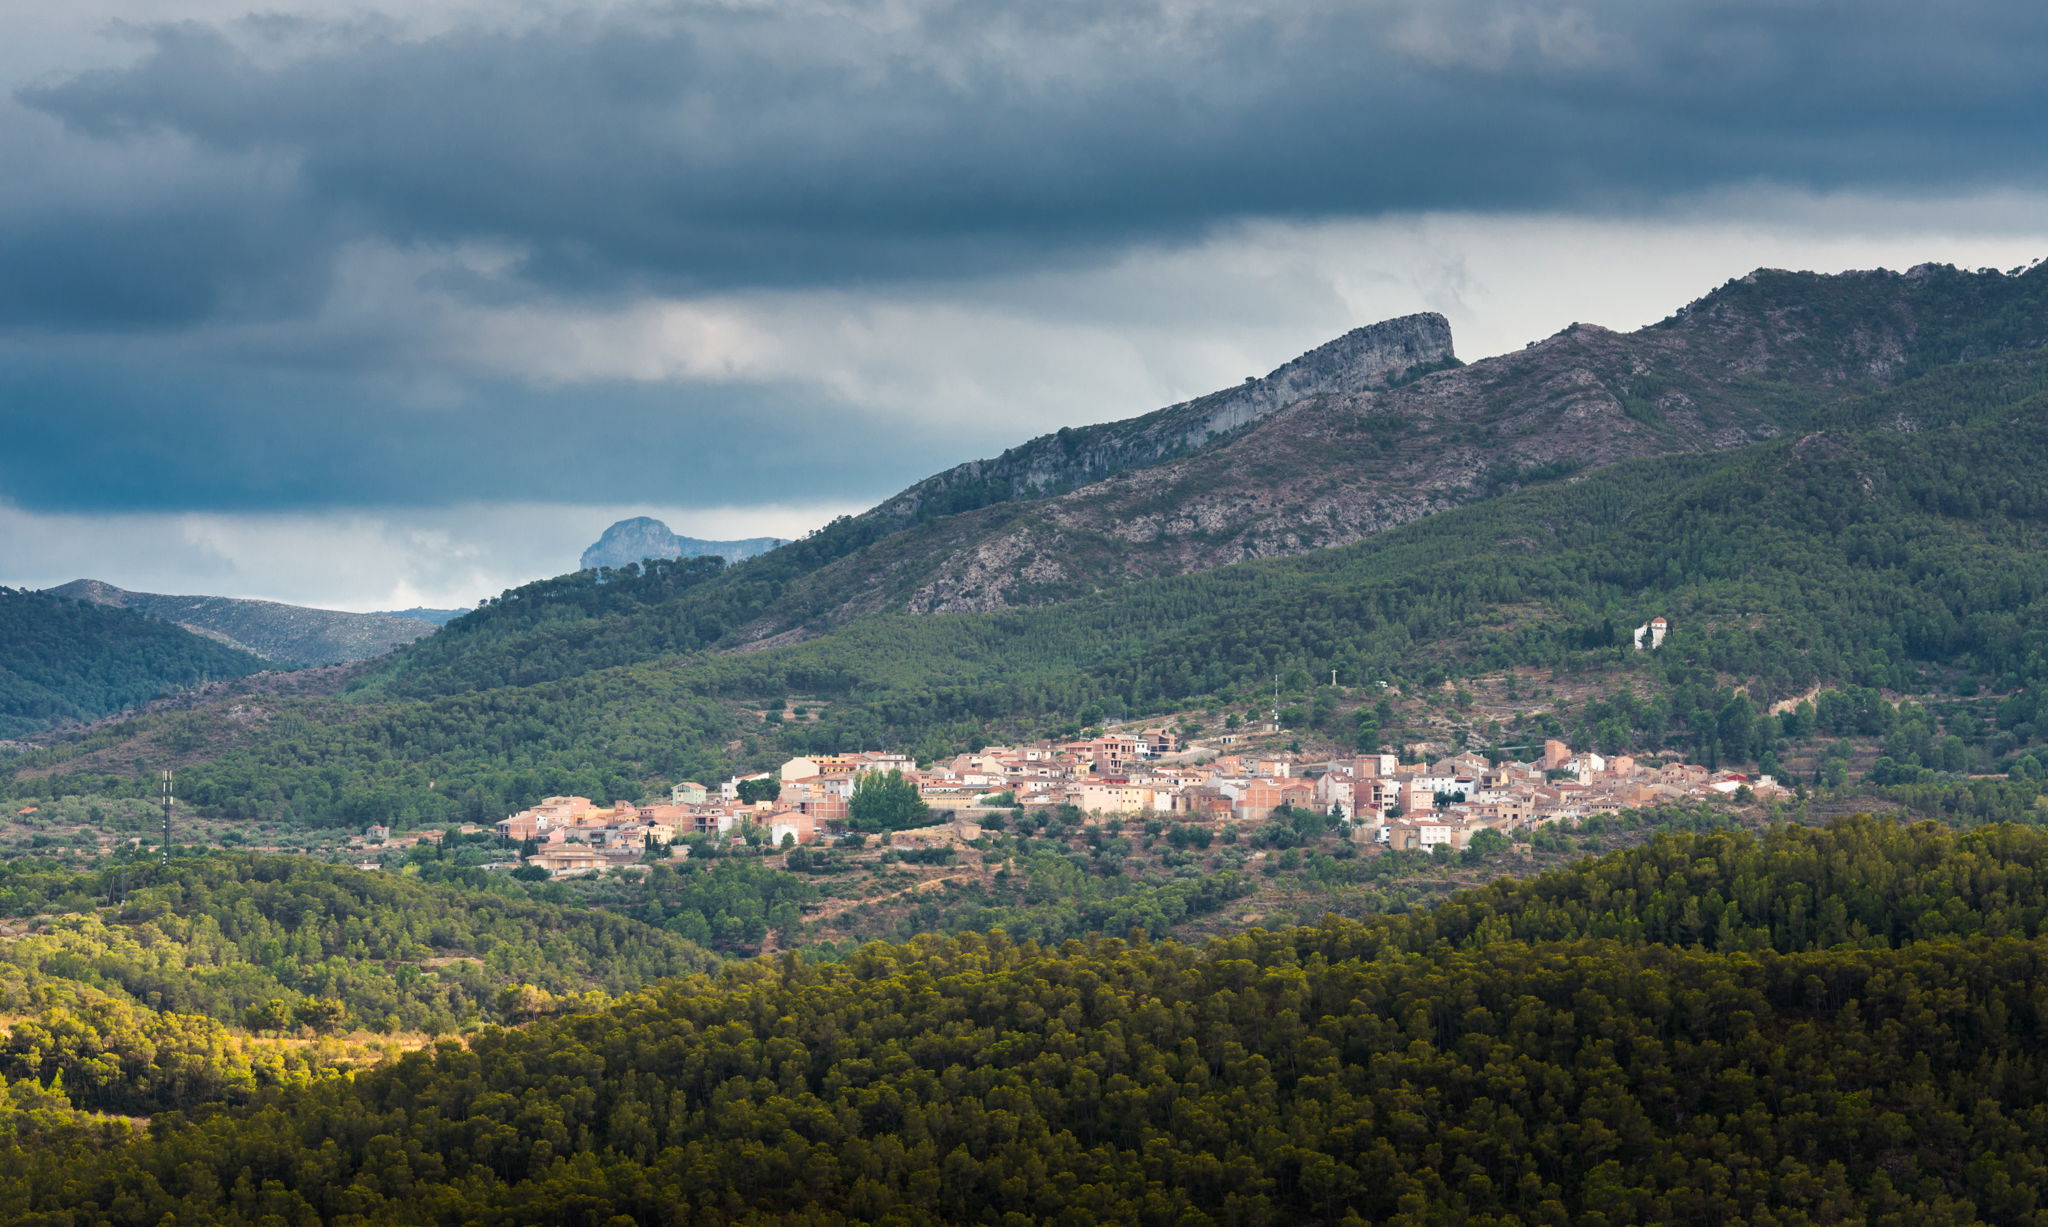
{"left": 160, "top": 769, "right": 173, "bottom": 864}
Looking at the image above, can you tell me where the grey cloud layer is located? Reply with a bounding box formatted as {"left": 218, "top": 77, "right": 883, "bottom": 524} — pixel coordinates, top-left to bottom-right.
{"left": 0, "top": 350, "right": 962, "bottom": 512}
{"left": 17, "top": 0, "right": 2048, "bottom": 320}
{"left": 5, "top": 0, "right": 2047, "bottom": 531}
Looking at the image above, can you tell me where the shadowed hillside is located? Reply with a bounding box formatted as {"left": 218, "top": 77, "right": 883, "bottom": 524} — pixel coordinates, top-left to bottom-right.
{"left": 14, "top": 818, "right": 2048, "bottom": 1223}
{"left": 0, "top": 588, "right": 266, "bottom": 737}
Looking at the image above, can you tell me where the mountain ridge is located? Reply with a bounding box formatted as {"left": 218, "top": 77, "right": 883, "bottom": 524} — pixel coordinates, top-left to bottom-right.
{"left": 348, "top": 260, "right": 2048, "bottom": 700}
{"left": 20, "top": 261, "right": 2048, "bottom": 820}
{"left": 722, "top": 261, "right": 2048, "bottom": 637}
{"left": 46, "top": 579, "right": 441, "bottom": 668}
{"left": 872, "top": 311, "right": 1459, "bottom": 525}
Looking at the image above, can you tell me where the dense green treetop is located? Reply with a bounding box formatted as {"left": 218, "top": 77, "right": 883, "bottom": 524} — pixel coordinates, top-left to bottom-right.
{"left": 12, "top": 817, "right": 2048, "bottom": 1223}
{"left": 0, "top": 853, "right": 715, "bottom": 1026}
{"left": 848, "top": 768, "right": 932, "bottom": 832}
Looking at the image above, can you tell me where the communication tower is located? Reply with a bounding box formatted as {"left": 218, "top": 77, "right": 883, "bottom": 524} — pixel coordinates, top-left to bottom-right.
{"left": 160, "top": 770, "right": 173, "bottom": 864}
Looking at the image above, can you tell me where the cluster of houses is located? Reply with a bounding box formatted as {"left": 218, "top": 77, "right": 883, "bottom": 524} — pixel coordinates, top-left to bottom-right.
{"left": 489, "top": 751, "right": 928, "bottom": 875}
{"left": 908, "top": 733, "right": 1777, "bottom": 852}
{"left": 493, "top": 794, "right": 693, "bottom": 877}
{"left": 494, "top": 729, "right": 1779, "bottom": 876}
{"left": 1307, "top": 740, "right": 1780, "bottom": 851}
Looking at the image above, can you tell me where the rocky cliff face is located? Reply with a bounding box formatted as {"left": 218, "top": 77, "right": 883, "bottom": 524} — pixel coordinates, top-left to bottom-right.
{"left": 580, "top": 518, "right": 787, "bottom": 571}
{"left": 875, "top": 313, "right": 1456, "bottom": 526}
{"left": 45, "top": 580, "right": 440, "bottom": 668}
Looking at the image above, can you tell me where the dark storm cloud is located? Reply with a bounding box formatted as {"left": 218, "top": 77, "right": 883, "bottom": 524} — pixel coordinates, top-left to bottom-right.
{"left": 0, "top": 109, "right": 337, "bottom": 330}
{"left": 5, "top": 0, "right": 2046, "bottom": 526}
{"left": 16, "top": 0, "right": 2048, "bottom": 320}
{"left": 0, "top": 352, "right": 963, "bottom": 513}
{"left": 0, "top": 186, "right": 333, "bottom": 331}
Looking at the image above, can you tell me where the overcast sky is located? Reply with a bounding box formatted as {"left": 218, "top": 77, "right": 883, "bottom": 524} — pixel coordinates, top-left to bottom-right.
{"left": 4, "top": 0, "right": 2046, "bottom": 610}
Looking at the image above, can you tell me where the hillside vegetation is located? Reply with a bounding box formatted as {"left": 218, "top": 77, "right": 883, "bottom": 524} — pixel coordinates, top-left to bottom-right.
{"left": 13, "top": 818, "right": 2048, "bottom": 1223}
{"left": 0, "top": 854, "right": 714, "bottom": 1116}
{"left": 0, "top": 589, "right": 266, "bottom": 738}
{"left": 15, "top": 337, "right": 2048, "bottom": 825}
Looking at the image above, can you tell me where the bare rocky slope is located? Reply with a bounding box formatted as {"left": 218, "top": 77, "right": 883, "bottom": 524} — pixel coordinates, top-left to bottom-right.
{"left": 47, "top": 579, "right": 440, "bottom": 668}
{"left": 727, "top": 261, "right": 2048, "bottom": 638}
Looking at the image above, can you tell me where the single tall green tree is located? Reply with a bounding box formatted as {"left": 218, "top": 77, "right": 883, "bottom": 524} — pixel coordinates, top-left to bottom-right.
{"left": 848, "top": 769, "right": 930, "bottom": 832}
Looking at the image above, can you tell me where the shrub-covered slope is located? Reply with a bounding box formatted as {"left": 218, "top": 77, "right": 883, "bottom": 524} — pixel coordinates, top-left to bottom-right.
{"left": 15, "top": 818, "right": 2048, "bottom": 1223}
{"left": 0, "top": 855, "right": 716, "bottom": 1027}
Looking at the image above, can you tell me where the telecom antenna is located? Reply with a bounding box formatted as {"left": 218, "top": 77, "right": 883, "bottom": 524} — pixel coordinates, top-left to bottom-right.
{"left": 160, "top": 769, "right": 173, "bottom": 864}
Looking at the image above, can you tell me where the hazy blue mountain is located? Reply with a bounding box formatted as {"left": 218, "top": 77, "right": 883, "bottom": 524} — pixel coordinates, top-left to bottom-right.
{"left": 579, "top": 517, "right": 787, "bottom": 570}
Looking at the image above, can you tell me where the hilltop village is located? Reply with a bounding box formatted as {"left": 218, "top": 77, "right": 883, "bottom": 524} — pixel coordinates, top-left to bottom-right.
{"left": 494, "top": 726, "right": 1782, "bottom": 876}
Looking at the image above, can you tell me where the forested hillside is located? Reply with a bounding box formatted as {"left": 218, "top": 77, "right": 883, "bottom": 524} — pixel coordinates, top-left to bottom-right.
{"left": 13, "top": 818, "right": 2048, "bottom": 1223}
{"left": 15, "top": 338, "right": 2048, "bottom": 824}
{"left": 0, "top": 589, "right": 265, "bottom": 737}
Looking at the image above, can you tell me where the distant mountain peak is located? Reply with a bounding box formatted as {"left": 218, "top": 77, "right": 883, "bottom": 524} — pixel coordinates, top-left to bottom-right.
{"left": 580, "top": 519, "right": 788, "bottom": 571}
{"left": 49, "top": 578, "right": 127, "bottom": 605}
